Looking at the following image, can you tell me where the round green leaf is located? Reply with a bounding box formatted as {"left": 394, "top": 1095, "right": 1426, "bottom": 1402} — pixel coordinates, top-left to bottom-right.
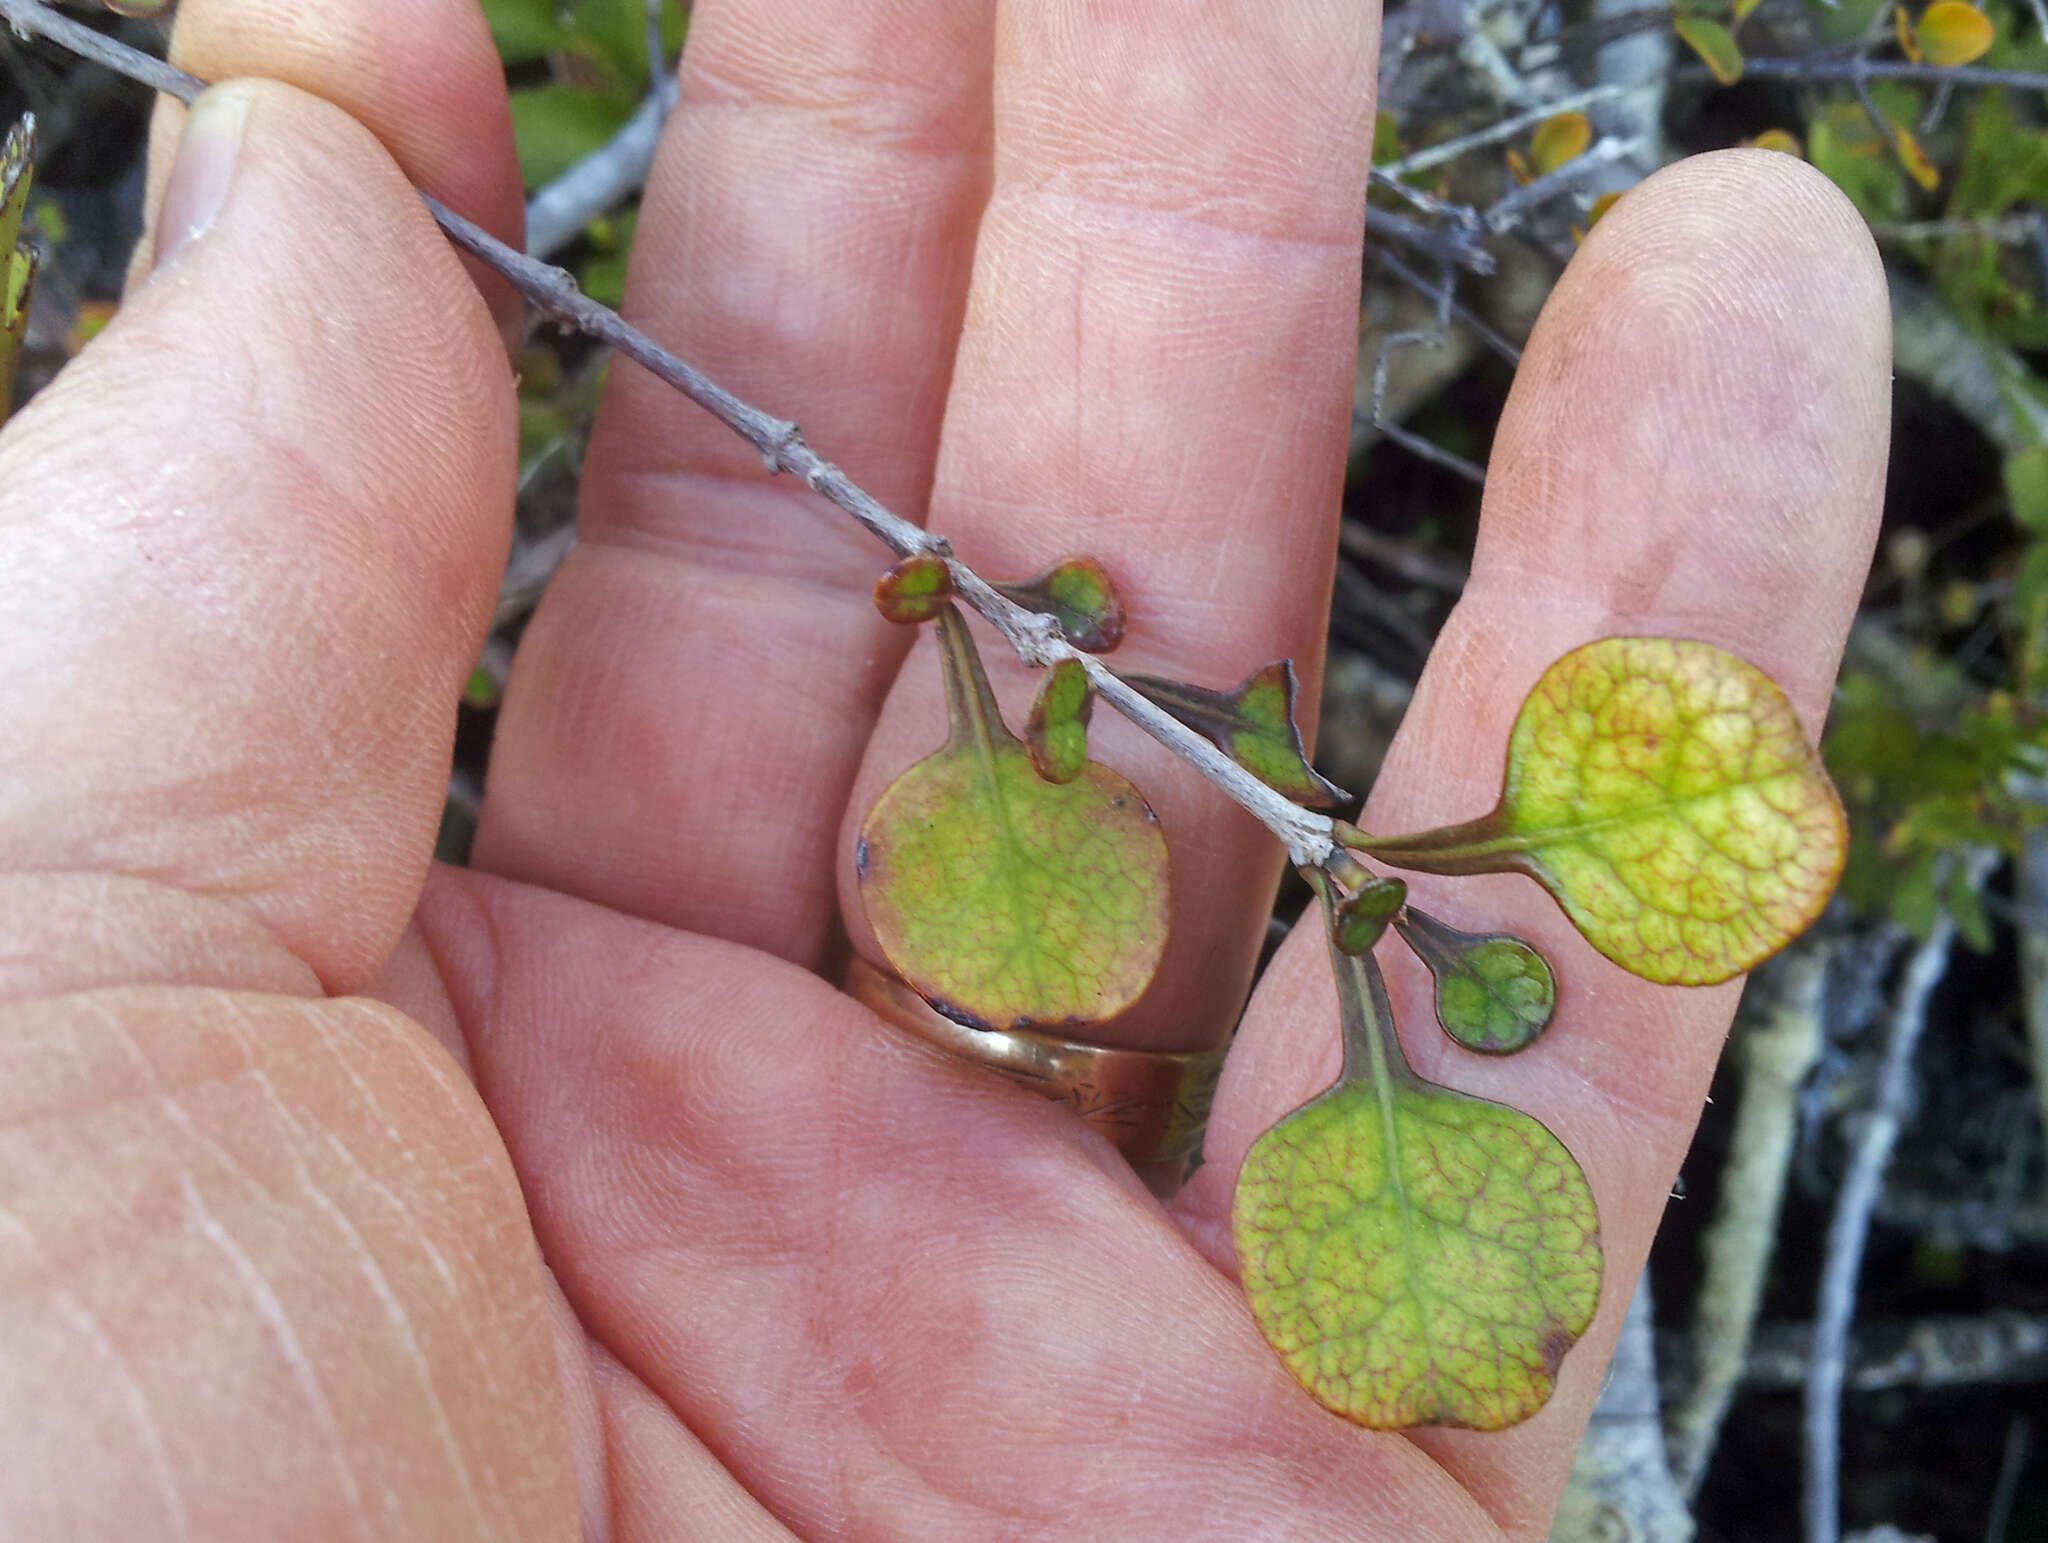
{"left": 1356, "top": 638, "right": 1847, "bottom": 987}
{"left": 858, "top": 610, "right": 1168, "bottom": 1030}
{"left": 873, "top": 553, "right": 953, "bottom": 625}
{"left": 1398, "top": 909, "right": 1557, "bottom": 1055}
{"left": 1233, "top": 941, "right": 1599, "bottom": 1429}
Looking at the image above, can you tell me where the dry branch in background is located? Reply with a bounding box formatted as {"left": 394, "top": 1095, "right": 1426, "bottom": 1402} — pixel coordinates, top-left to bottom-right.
{"left": 1665, "top": 939, "right": 1831, "bottom": 1501}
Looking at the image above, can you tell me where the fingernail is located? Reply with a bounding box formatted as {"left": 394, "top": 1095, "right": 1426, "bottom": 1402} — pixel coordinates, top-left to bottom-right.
{"left": 154, "top": 85, "right": 252, "bottom": 266}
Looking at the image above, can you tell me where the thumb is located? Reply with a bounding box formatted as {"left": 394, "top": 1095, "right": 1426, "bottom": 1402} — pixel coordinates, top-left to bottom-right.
{"left": 0, "top": 80, "right": 514, "bottom": 995}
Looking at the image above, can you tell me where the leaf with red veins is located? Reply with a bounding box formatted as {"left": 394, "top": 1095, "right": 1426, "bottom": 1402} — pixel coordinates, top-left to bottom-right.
{"left": 1234, "top": 911, "right": 1601, "bottom": 1429}
{"left": 858, "top": 607, "right": 1168, "bottom": 1030}
{"left": 1349, "top": 637, "right": 1847, "bottom": 987}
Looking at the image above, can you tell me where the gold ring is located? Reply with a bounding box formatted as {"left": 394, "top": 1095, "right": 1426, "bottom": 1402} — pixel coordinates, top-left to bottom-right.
{"left": 846, "top": 957, "right": 1226, "bottom": 1168}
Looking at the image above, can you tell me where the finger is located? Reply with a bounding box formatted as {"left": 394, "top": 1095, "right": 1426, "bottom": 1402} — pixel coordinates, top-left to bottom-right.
{"left": 0, "top": 988, "right": 577, "bottom": 1535}
{"left": 131, "top": 0, "right": 524, "bottom": 327}
{"left": 0, "top": 80, "right": 514, "bottom": 991}
{"left": 1179, "top": 151, "right": 1888, "bottom": 1530}
{"left": 437, "top": 870, "right": 1490, "bottom": 1540}
{"left": 837, "top": 0, "right": 1378, "bottom": 1051}
{"left": 474, "top": 0, "right": 997, "bottom": 966}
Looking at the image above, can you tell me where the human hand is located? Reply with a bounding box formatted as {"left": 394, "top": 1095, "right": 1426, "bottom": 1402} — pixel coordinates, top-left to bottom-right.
{"left": 0, "top": 0, "right": 1886, "bottom": 1536}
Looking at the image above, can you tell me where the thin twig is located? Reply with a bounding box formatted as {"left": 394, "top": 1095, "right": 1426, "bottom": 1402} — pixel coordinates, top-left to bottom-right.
{"left": 1358, "top": 322, "right": 1490, "bottom": 486}
{"left": 1484, "top": 134, "right": 1642, "bottom": 233}
{"left": 1658, "top": 1311, "right": 2048, "bottom": 1394}
{"left": 1377, "top": 82, "right": 1632, "bottom": 177}
{"left": 645, "top": 0, "right": 676, "bottom": 121}
{"left": 1686, "top": 55, "right": 2048, "bottom": 91}
{"left": 1369, "top": 244, "right": 1524, "bottom": 365}
{"left": 0, "top": 0, "right": 1341, "bottom": 869}
{"left": 1871, "top": 215, "right": 2039, "bottom": 244}
{"left": 1984, "top": 1416, "right": 2031, "bottom": 1543}
{"left": 1668, "top": 941, "right": 1831, "bottom": 1501}
{"left": 524, "top": 92, "right": 663, "bottom": 259}
{"left": 1804, "top": 851, "right": 1997, "bottom": 1543}
{"left": 1367, "top": 205, "right": 1496, "bottom": 275}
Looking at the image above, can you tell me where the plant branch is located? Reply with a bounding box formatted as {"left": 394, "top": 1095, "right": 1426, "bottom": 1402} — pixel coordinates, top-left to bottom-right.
{"left": 1666, "top": 940, "right": 1830, "bottom": 1501}
{"left": 1803, "top": 851, "right": 1997, "bottom": 1543}
{"left": 524, "top": 90, "right": 662, "bottom": 260}
{"left": 1376, "top": 82, "right": 1633, "bottom": 178}
{"left": 0, "top": 0, "right": 1340, "bottom": 869}
{"left": 1484, "top": 134, "right": 1643, "bottom": 233}
{"left": 1684, "top": 55, "right": 2048, "bottom": 91}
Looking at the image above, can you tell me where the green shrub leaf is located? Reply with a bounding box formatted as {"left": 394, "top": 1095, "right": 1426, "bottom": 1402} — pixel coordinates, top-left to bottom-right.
{"left": 991, "top": 556, "right": 1127, "bottom": 653}
{"left": 1675, "top": 16, "right": 1745, "bottom": 83}
{"left": 1348, "top": 637, "right": 1846, "bottom": 986}
{"left": 858, "top": 607, "right": 1168, "bottom": 1029}
{"left": 1, "top": 116, "right": 36, "bottom": 422}
{"left": 873, "top": 553, "right": 954, "bottom": 625}
{"left": 1026, "top": 659, "right": 1093, "bottom": 785}
{"left": 1233, "top": 908, "right": 1601, "bottom": 1429}
{"left": 1333, "top": 876, "right": 1407, "bottom": 955}
{"left": 1123, "top": 661, "right": 1348, "bottom": 808}
{"left": 1397, "top": 907, "right": 1558, "bottom": 1055}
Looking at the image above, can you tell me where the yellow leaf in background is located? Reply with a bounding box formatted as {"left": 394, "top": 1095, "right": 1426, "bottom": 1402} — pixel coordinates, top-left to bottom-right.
{"left": 1506, "top": 146, "right": 1534, "bottom": 186}
{"left": 1897, "top": 3, "right": 1924, "bottom": 60}
{"left": 1916, "top": 0, "right": 1995, "bottom": 64}
{"left": 1675, "top": 15, "right": 1746, "bottom": 84}
{"left": 1531, "top": 111, "right": 1593, "bottom": 174}
{"left": 1745, "top": 129, "right": 1805, "bottom": 157}
{"left": 1734, "top": 0, "right": 1765, "bottom": 24}
{"left": 1586, "top": 190, "right": 1623, "bottom": 228}
{"left": 1894, "top": 124, "right": 1942, "bottom": 189}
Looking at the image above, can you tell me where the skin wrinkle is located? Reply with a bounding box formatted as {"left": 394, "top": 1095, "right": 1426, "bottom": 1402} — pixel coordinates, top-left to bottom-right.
{"left": 168, "top": 1157, "right": 374, "bottom": 1539}
{"left": 239, "top": 1064, "right": 498, "bottom": 1542}
{"left": 0, "top": 1202, "right": 196, "bottom": 1540}
{"left": 435, "top": 874, "right": 1495, "bottom": 1542}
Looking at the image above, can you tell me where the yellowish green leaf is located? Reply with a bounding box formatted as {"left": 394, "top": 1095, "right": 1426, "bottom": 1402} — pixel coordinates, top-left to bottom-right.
{"left": 1745, "top": 129, "right": 1804, "bottom": 157}
{"left": 1676, "top": 15, "right": 1745, "bottom": 83}
{"left": 1397, "top": 908, "right": 1558, "bottom": 1055}
{"left": 1733, "top": 0, "right": 1765, "bottom": 24}
{"left": 1233, "top": 917, "right": 1600, "bottom": 1429}
{"left": 1124, "top": 661, "right": 1348, "bottom": 809}
{"left": 1333, "top": 876, "right": 1407, "bottom": 955}
{"left": 1531, "top": 112, "right": 1593, "bottom": 175}
{"left": 1, "top": 115, "right": 36, "bottom": 422}
{"left": 1585, "top": 190, "right": 1624, "bottom": 229}
{"left": 1026, "top": 659, "right": 1093, "bottom": 785}
{"left": 990, "top": 556, "right": 1126, "bottom": 653}
{"left": 1347, "top": 637, "right": 1847, "bottom": 987}
{"left": 1917, "top": 0, "right": 1996, "bottom": 65}
{"left": 1899, "top": 2, "right": 1926, "bottom": 60}
{"left": 1893, "top": 124, "right": 1942, "bottom": 191}
{"left": 858, "top": 606, "right": 1168, "bottom": 1029}
{"left": 2008, "top": 447, "right": 2048, "bottom": 532}
{"left": 873, "top": 553, "right": 954, "bottom": 625}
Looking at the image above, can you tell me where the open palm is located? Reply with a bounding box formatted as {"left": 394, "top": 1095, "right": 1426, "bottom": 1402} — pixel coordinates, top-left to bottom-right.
{"left": 0, "top": 0, "right": 1888, "bottom": 1536}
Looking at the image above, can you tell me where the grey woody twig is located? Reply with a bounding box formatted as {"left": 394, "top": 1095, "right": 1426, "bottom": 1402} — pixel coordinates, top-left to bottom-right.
{"left": 523, "top": 91, "right": 662, "bottom": 259}
{"left": 0, "top": 0, "right": 1340, "bottom": 869}
{"left": 1667, "top": 942, "right": 1830, "bottom": 1501}
{"left": 1483, "top": 134, "right": 1643, "bottom": 233}
{"left": 1376, "top": 81, "right": 1635, "bottom": 177}
{"left": 1685, "top": 55, "right": 2048, "bottom": 91}
{"left": 1804, "top": 851, "right": 1999, "bottom": 1543}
